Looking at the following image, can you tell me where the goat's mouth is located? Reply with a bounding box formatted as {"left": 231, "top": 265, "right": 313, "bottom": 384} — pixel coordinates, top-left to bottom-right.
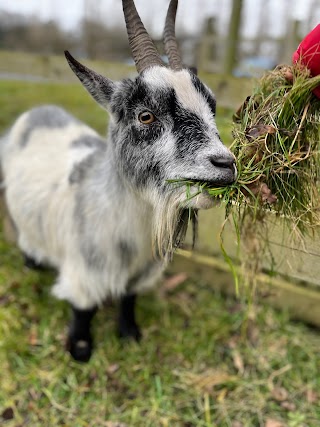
{"left": 178, "top": 178, "right": 234, "bottom": 188}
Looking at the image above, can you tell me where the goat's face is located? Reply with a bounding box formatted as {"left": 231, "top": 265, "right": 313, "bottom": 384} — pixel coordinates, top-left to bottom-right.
{"left": 65, "top": 0, "right": 236, "bottom": 210}
{"left": 109, "top": 66, "right": 236, "bottom": 207}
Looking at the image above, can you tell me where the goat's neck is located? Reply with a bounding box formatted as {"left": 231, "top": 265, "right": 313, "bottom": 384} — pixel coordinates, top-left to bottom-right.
{"left": 84, "top": 140, "right": 155, "bottom": 236}
{"left": 87, "top": 132, "right": 183, "bottom": 260}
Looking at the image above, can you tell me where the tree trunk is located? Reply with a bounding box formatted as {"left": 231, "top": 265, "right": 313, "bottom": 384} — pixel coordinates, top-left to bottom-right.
{"left": 223, "top": 0, "right": 243, "bottom": 75}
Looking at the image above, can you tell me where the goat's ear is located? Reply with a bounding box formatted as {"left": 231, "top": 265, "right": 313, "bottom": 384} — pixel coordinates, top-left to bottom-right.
{"left": 65, "top": 51, "right": 116, "bottom": 110}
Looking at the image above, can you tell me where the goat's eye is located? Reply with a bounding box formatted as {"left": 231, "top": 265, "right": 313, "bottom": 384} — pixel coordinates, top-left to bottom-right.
{"left": 138, "top": 111, "right": 155, "bottom": 124}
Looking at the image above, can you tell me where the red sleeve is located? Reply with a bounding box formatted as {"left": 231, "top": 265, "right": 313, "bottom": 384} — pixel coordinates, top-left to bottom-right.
{"left": 292, "top": 24, "right": 320, "bottom": 97}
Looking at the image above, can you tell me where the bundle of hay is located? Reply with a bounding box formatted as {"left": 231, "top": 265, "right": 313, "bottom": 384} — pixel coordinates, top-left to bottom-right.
{"left": 171, "top": 26, "right": 320, "bottom": 294}
{"left": 179, "top": 63, "right": 320, "bottom": 240}
{"left": 186, "top": 25, "right": 320, "bottom": 238}
{"left": 226, "top": 64, "right": 320, "bottom": 232}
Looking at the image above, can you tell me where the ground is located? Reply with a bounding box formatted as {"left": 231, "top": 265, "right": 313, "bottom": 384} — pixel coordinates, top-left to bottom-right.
{"left": 0, "top": 53, "right": 319, "bottom": 426}
{"left": 1, "top": 236, "right": 319, "bottom": 426}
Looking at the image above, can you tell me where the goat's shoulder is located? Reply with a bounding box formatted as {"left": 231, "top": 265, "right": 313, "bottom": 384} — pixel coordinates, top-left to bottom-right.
{"left": 3, "top": 104, "right": 107, "bottom": 186}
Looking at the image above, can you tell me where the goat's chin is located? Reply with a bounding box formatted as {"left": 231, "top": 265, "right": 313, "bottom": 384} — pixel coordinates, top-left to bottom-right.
{"left": 174, "top": 186, "right": 219, "bottom": 210}
{"left": 186, "top": 192, "right": 219, "bottom": 210}
{"left": 150, "top": 185, "right": 220, "bottom": 259}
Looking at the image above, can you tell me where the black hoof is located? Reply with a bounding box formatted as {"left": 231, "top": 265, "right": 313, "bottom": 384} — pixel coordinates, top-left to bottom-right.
{"left": 118, "top": 323, "right": 142, "bottom": 342}
{"left": 23, "top": 253, "right": 46, "bottom": 271}
{"left": 67, "top": 306, "right": 97, "bottom": 362}
{"left": 67, "top": 335, "right": 93, "bottom": 362}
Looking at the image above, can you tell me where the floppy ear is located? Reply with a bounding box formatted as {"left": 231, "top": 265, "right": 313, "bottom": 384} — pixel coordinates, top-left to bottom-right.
{"left": 65, "top": 51, "right": 116, "bottom": 110}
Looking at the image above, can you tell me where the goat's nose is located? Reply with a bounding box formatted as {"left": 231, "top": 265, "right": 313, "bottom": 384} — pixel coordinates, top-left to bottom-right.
{"left": 209, "top": 155, "right": 235, "bottom": 172}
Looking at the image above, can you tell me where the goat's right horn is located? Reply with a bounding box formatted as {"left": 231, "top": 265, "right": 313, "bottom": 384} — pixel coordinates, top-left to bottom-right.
{"left": 163, "top": 0, "right": 183, "bottom": 71}
{"left": 122, "top": 0, "right": 165, "bottom": 73}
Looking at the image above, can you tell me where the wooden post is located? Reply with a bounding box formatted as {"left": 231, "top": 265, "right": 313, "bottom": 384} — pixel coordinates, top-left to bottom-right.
{"left": 223, "top": 0, "right": 244, "bottom": 75}
{"left": 170, "top": 250, "right": 320, "bottom": 328}
{"left": 198, "top": 17, "right": 218, "bottom": 72}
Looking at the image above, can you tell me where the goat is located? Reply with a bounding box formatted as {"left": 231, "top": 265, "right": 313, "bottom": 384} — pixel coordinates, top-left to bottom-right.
{"left": 0, "top": 0, "right": 236, "bottom": 362}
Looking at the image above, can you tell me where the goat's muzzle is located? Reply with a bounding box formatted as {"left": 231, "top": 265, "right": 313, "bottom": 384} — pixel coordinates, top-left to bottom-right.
{"left": 207, "top": 153, "right": 237, "bottom": 185}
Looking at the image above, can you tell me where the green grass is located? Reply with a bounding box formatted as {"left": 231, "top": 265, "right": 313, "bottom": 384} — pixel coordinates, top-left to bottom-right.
{"left": 180, "top": 66, "right": 320, "bottom": 240}
{"left": 1, "top": 230, "right": 320, "bottom": 426}
{"left": 0, "top": 79, "right": 234, "bottom": 144}
{"left": 0, "top": 80, "right": 108, "bottom": 136}
{"left": 0, "top": 76, "right": 319, "bottom": 426}
{"left": 0, "top": 49, "right": 135, "bottom": 82}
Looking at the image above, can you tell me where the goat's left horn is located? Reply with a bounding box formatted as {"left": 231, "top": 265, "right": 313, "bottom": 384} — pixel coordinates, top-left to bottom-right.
{"left": 122, "top": 0, "right": 165, "bottom": 73}
{"left": 163, "top": 0, "right": 183, "bottom": 70}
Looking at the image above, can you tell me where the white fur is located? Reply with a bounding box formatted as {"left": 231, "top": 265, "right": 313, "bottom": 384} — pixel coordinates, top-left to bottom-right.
{"left": 144, "top": 67, "right": 215, "bottom": 131}
{"left": 2, "top": 108, "right": 167, "bottom": 309}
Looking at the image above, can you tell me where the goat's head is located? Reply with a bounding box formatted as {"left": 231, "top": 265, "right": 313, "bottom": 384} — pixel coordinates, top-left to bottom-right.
{"left": 65, "top": 0, "right": 237, "bottom": 255}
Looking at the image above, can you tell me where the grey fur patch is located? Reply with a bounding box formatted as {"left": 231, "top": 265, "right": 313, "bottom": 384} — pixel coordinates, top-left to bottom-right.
{"left": 118, "top": 240, "right": 135, "bottom": 267}
{"left": 69, "top": 156, "right": 93, "bottom": 184}
{"left": 174, "top": 209, "right": 198, "bottom": 250}
{"left": 74, "top": 186, "right": 108, "bottom": 270}
{"left": 79, "top": 237, "right": 134, "bottom": 273}
{"left": 71, "top": 135, "right": 106, "bottom": 150}
{"left": 69, "top": 138, "right": 107, "bottom": 184}
{"left": 126, "top": 262, "right": 156, "bottom": 292}
{"left": 20, "top": 105, "right": 78, "bottom": 148}
{"left": 81, "top": 242, "right": 107, "bottom": 270}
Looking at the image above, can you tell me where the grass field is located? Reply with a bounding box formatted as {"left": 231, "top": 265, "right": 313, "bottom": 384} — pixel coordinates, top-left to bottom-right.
{"left": 0, "top": 63, "right": 319, "bottom": 427}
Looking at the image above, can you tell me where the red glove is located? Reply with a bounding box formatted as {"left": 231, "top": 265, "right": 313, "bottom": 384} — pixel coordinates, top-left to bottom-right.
{"left": 292, "top": 24, "right": 320, "bottom": 98}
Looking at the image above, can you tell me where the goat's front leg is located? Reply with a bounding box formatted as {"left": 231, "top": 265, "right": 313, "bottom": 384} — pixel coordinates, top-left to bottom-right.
{"left": 118, "top": 294, "right": 142, "bottom": 341}
{"left": 67, "top": 306, "right": 97, "bottom": 362}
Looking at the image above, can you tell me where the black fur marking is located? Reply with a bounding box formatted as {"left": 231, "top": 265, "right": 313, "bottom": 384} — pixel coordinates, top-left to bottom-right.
{"left": 23, "top": 253, "right": 48, "bottom": 271}
{"left": 190, "top": 74, "right": 216, "bottom": 116}
{"left": 111, "top": 77, "right": 176, "bottom": 128}
{"left": 20, "top": 106, "right": 78, "bottom": 147}
{"left": 67, "top": 306, "right": 97, "bottom": 362}
{"left": 173, "top": 108, "right": 209, "bottom": 157}
{"left": 110, "top": 79, "right": 137, "bottom": 123}
{"left": 173, "top": 209, "right": 198, "bottom": 250}
{"left": 191, "top": 209, "right": 199, "bottom": 249}
{"left": 118, "top": 294, "right": 141, "bottom": 341}
{"left": 111, "top": 81, "right": 177, "bottom": 189}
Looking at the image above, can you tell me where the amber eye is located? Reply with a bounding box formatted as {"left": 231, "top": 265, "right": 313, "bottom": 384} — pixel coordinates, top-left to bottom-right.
{"left": 138, "top": 111, "right": 155, "bottom": 124}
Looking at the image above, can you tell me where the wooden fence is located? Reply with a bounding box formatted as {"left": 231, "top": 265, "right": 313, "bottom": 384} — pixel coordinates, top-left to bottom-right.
{"left": 169, "top": 206, "right": 320, "bottom": 327}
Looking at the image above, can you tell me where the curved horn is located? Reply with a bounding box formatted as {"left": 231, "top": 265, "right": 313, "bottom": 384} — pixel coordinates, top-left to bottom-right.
{"left": 122, "top": 0, "right": 165, "bottom": 73}
{"left": 163, "top": 0, "right": 183, "bottom": 70}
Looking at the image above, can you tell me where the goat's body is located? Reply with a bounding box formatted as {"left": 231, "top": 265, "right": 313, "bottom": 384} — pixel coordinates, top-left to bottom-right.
{"left": 1, "top": 0, "right": 237, "bottom": 361}
{"left": 2, "top": 105, "right": 165, "bottom": 309}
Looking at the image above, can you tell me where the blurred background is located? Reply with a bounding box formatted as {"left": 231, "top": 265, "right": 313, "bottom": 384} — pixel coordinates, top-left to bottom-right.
{"left": 1, "top": 3, "right": 320, "bottom": 425}
{"left": 0, "top": 0, "right": 319, "bottom": 77}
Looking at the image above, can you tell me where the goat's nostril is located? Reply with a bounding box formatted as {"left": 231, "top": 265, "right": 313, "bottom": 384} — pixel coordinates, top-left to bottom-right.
{"left": 210, "top": 156, "right": 235, "bottom": 171}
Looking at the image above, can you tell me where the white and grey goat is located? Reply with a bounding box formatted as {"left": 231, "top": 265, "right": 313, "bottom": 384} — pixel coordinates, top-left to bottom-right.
{"left": 0, "top": 0, "right": 236, "bottom": 361}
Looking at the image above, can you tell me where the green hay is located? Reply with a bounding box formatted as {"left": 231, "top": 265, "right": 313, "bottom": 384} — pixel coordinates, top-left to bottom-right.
{"left": 179, "top": 64, "right": 320, "bottom": 235}
{"left": 170, "top": 64, "right": 320, "bottom": 296}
